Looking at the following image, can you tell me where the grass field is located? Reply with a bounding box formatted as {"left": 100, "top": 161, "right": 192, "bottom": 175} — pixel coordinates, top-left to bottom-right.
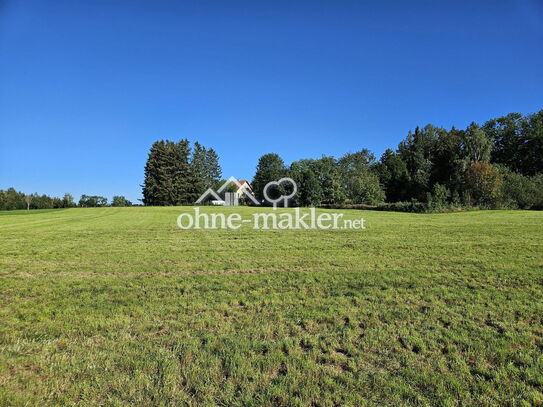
{"left": 0, "top": 207, "right": 542, "bottom": 406}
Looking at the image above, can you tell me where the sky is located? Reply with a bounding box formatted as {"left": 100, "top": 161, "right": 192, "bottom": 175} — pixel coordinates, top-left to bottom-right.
{"left": 1, "top": 0, "right": 542, "bottom": 203}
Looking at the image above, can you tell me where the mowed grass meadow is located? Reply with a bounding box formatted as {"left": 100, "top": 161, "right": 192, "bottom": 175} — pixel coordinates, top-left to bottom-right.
{"left": 0, "top": 207, "right": 542, "bottom": 406}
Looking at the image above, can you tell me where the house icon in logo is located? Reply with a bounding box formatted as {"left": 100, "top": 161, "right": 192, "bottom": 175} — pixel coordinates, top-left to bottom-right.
{"left": 195, "top": 176, "right": 260, "bottom": 206}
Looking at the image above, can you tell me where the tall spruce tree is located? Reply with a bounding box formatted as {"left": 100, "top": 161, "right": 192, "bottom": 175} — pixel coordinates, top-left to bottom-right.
{"left": 143, "top": 139, "right": 221, "bottom": 205}
{"left": 191, "top": 142, "right": 208, "bottom": 196}
{"left": 142, "top": 139, "right": 196, "bottom": 205}
{"left": 204, "top": 148, "right": 222, "bottom": 188}
{"left": 142, "top": 140, "right": 166, "bottom": 206}
{"left": 190, "top": 143, "right": 222, "bottom": 196}
{"left": 170, "top": 139, "right": 196, "bottom": 204}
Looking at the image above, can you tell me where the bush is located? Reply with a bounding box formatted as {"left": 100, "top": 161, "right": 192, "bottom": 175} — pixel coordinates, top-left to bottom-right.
{"left": 345, "top": 172, "right": 385, "bottom": 205}
{"left": 375, "top": 200, "right": 427, "bottom": 213}
{"left": 464, "top": 162, "right": 502, "bottom": 208}
{"left": 427, "top": 183, "right": 450, "bottom": 212}
{"left": 112, "top": 196, "right": 132, "bottom": 207}
{"left": 79, "top": 195, "right": 108, "bottom": 207}
{"left": 318, "top": 203, "right": 378, "bottom": 210}
{"left": 501, "top": 171, "right": 543, "bottom": 209}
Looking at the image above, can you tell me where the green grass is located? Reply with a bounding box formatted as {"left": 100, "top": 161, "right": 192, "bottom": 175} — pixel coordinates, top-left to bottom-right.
{"left": 0, "top": 207, "right": 542, "bottom": 406}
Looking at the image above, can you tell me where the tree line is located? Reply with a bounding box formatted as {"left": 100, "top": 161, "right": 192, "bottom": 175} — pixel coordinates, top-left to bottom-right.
{"left": 2, "top": 109, "right": 541, "bottom": 211}
{"left": 0, "top": 189, "right": 133, "bottom": 210}
{"left": 251, "top": 110, "right": 543, "bottom": 211}
{"left": 140, "top": 109, "right": 542, "bottom": 211}
{"left": 142, "top": 139, "right": 221, "bottom": 205}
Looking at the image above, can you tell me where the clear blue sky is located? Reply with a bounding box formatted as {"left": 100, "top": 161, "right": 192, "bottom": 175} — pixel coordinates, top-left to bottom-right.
{"left": 1, "top": 0, "right": 542, "bottom": 202}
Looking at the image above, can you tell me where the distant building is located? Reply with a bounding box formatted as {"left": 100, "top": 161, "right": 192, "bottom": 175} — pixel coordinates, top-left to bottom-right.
{"left": 233, "top": 180, "right": 255, "bottom": 204}
{"left": 195, "top": 177, "right": 258, "bottom": 206}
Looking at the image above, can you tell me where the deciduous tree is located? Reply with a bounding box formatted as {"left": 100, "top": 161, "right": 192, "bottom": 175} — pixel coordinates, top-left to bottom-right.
{"left": 252, "top": 153, "right": 287, "bottom": 202}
